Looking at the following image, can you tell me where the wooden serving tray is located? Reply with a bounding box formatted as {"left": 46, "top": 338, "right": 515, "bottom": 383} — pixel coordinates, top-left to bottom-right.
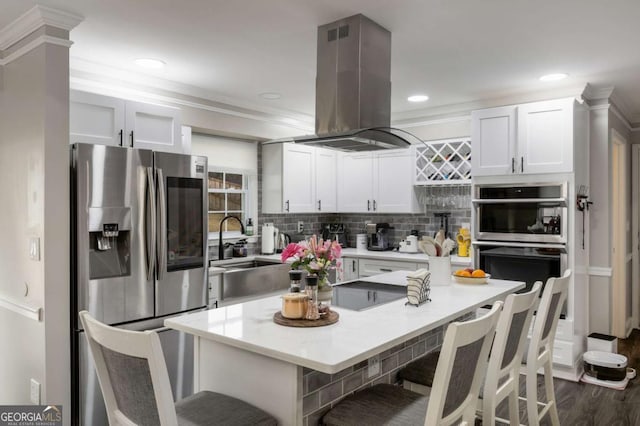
{"left": 273, "top": 310, "right": 339, "bottom": 327}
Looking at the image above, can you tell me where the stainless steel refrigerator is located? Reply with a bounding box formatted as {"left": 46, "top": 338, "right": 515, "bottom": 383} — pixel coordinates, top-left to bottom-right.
{"left": 70, "top": 143, "right": 208, "bottom": 425}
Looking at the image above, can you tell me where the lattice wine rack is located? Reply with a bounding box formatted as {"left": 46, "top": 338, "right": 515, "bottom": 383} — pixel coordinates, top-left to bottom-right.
{"left": 415, "top": 138, "right": 472, "bottom": 185}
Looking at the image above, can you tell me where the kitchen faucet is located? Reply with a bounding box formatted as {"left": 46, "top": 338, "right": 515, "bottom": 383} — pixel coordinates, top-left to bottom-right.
{"left": 218, "top": 215, "right": 246, "bottom": 260}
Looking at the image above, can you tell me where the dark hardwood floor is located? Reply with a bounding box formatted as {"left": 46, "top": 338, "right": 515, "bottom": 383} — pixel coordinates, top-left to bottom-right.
{"left": 492, "top": 329, "right": 640, "bottom": 425}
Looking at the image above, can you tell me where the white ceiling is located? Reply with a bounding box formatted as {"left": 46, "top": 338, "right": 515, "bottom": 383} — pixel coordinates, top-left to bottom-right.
{"left": 3, "top": 0, "right": 640, "bottom": 125}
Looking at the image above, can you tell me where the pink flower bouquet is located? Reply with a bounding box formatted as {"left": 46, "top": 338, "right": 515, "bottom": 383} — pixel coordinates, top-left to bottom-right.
{"left": 281, "top": 234, "right": 342, "bottom": 288}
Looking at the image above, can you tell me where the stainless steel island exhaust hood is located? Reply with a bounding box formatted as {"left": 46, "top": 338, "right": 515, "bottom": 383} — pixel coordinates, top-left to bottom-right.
{"left": 266, "top": 14, "right": 420, "bottom": 151}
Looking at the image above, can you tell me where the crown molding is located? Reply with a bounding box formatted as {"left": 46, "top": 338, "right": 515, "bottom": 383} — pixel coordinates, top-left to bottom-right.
{"left": 582, "top": 84, "right": 640, "bottom": 130}
{"left": 0, "top": 35, "right": 73, "bottom": 66}
{"left": 69, "top": 57, "right": 315, "bottom": 128}
{"left": 70, "top": 75, "right": 315, "bottom": 134}
{"left": 582, "top": 83, "right": 614, "bottom": 102}
{"left": 392, "top": 84, "right": 586, "bottom": 124}
{"left": 0, "top": 5, "right": 83, "bottom": 51}
{"left": 394, "top": 114, "right": 470, "bottom": 130}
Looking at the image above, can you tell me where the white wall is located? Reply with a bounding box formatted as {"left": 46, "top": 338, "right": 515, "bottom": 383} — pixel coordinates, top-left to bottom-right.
{"left": 399, "top": 116, "right": 471, "bottom": 142}
{"left": 587, "top": 102, "right": 634, "bottom": 336}
{"left": 0, "top": 38, "right": 70, "bottom": 422}
{"left": 191, "top": 133, "right": 258, "bottom": 172}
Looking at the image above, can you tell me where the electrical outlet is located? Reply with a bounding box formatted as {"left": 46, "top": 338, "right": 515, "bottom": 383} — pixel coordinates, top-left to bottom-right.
{"left": 30, "top": 379, "right": 40, "bottom": 404}
{"left": 367, "top": 355, "right": 380, "bottom": 378}
{"left": 297, "top": 221, "right": 304, "bottom": 233}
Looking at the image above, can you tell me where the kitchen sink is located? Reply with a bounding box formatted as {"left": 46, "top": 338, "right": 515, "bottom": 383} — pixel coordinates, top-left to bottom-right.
{"left": 222, "top": 260, "right": 284, "bottom": 271}
{"left": 219, "top": 259, "right": 290, "bottom": 303}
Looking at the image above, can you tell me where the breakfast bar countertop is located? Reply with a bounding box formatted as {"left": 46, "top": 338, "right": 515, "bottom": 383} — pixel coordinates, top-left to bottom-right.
{"left": 165, "top": 271, "right": 523, "bottom": 374}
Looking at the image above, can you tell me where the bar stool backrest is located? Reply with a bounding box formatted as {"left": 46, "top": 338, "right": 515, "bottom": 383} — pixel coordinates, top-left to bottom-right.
{"left": 79, "top": 310, "right": 178, "bottom": 426}
{"left": 424, "top": 301, "right": 503, "bottom": 426}
{"left": 528, "top": 271, "right": 571, "bottom": 367}
{"left": 482, "top": 282, "right": 542, "bottom": 424}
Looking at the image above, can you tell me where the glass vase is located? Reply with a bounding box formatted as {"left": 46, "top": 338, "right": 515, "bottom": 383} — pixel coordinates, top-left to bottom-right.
{"left": 317, "top": 275, "right": 333, "bottom": 316}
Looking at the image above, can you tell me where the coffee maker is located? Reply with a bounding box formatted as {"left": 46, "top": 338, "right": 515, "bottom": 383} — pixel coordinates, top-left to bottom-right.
{"left": 366, "top": 223, "right": 393, "bottom": 251}
{"left": 320, "top": 223, "right": 348, "bottom": 246}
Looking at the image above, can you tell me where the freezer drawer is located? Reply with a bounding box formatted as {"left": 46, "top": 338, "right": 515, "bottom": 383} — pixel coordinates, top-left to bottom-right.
{"left": 76, "top": 327, "right": 194, "bottom": 425}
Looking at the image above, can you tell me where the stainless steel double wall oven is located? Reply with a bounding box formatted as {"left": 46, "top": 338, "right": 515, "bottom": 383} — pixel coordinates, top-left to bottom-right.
{"left": 472, "top": 182, "right": 568, "bottom": 315}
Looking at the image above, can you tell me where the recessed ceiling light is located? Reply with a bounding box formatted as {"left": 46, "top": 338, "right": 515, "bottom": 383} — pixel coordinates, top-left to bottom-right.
{"left": 260, "top": 92, "right": 282, "bottom": 100}
{"left": 408, "top": 94, "right": 429, "bottom": 103}
{"left": 134, "top": 58, "right": 166, "bottom": 69}
{"left": 539, "top": 73, "right": 568, "bottom": 82}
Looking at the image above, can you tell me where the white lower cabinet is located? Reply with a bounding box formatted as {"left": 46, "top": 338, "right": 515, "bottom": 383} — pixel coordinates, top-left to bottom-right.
{"left": 208, "top": 273, "right": 221, "bottom": 308}
{"left": 358, "top": 258, "right": 422, "bottom": 277}
{"left": 70, "top": 90, "right": 183, "bottom": 153}
{"left": 340, "top": 257, "right": 359, "bottom": 282}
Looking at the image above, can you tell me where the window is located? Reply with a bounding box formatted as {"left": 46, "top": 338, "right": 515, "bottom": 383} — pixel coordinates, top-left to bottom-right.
{"left": 191, "top": 132, "right": 258, "bottom": 240}
{"left": 208, "top": 170, "right": 248, "bottom": 234}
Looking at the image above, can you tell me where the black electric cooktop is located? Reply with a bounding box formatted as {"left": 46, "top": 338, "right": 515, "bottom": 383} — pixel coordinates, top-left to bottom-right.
{"left": 332, "top": 281, "right": 406, "bottom": 311}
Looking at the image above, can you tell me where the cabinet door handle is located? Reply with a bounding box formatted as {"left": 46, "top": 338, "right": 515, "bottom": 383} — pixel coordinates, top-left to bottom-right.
{"left": 285, "top": 200, "right": 290, "bottom": 212}
{"left": 118, "top": 129, "right": 124, "bottom": 147}
{"left": 380, "top": 268, "right": 392, "bottom": 272}
{"left": 373, "top": 291, "right": 377, "bottom": 302}
{"left": 318, "top": 200, "right": 322, "bottom": 211}
{"left": 367, "top": 291, "right": 371, "bottom": 301}
{"left": 373, "top": 200, "right": 377, "bottom": 211}
{"left": 521, "top": 156, "right": 524, "bottom": 173}
{"left": 352, "top": 260, "right": 356, "bottom": 272}
{"left": 511, "top": 157, "right": 515, "bottom": 173}
{"left": 367, "top": 200, "right": 371, "bottom": 211}
{"left": 130, "top": 130, "right": 134, "bottom": 147}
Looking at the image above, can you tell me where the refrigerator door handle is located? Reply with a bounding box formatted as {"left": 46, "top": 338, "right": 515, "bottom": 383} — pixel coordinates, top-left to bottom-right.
{"left": 146, "top": 167, "right": 156, "bottom": 281}
{"left": 157, "top": 167, "right": 167, "bottom": 280}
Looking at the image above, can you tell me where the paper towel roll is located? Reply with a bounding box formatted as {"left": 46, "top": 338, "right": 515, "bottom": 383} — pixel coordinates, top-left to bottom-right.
{"left": 429, "top": 256, "right": 451, "bottom": 286}
{"left": 261, "top": 224, "right": 275, "bottom": 254}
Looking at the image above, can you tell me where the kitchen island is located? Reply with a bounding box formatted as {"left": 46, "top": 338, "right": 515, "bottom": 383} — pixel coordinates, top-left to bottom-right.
{"left": 165, "top": 271, "right": 523, "bottom": 425}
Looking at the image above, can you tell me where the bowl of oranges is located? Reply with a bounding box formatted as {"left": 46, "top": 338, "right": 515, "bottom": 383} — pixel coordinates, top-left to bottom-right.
{"left": 452, "top": 268, "right": 490, "bottom": 284}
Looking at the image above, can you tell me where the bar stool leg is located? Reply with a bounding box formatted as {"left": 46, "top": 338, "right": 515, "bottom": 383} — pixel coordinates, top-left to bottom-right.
{"left": 508, "top": 374, "right": 520, "bottom": 426}
{"left": 543, "top": 360, "right": 560, "bottom": 426}
{"left": 526, "top": 369, "right": 540, "bottom": 426}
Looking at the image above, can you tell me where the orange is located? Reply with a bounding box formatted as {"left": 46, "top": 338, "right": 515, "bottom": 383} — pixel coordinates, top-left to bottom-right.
{"left": 471, "top": 269, "right": 485, "bottom": 278}
{"left": 459, "top": 270, "right": 472, "bottom": 277}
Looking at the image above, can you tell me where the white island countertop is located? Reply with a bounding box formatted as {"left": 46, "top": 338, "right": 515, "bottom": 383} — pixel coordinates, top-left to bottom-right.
{"left": 166, "top": 271, "right": 523, "bottom": 374}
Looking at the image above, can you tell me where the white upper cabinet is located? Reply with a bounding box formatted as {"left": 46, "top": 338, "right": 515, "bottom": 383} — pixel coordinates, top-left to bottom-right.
{"left": 337, "top": 149, "right": 421, "bottom": 213}
{"left": 70, "top": 91, "right": 126, "bottom": 146}
{"left": 282, "top": 144, "right": 316, "bottom": 212}
{"left": 471, "top": 106, "right": 516, "bottom": 176}
{"left": 472, "top": 98, "right": 574, "bottom": 176}
{"left": 261, "top": 143, "right": 337, "bottom": 214}
{"left": 124, "top": 100, "right": 182, "bottom": 153}
{"left": 517, "top": 99, "right": 573, "bottom": 174}
{"left": 70, "top": 91, "right": 184, "bottom": 154}
{"left": 337, "top": 152, "right": 374, "bottom": 213}
{"left": 374, "top": 149, "right": 420, "bottom": 212}
{"left": 314, "top": 147, "right": 338, "bottom": 212}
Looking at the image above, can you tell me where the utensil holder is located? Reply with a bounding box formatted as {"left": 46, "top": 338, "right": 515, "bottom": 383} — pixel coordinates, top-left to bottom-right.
{"left": 429, "top": 256, "right": 451, "bottom": 285}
